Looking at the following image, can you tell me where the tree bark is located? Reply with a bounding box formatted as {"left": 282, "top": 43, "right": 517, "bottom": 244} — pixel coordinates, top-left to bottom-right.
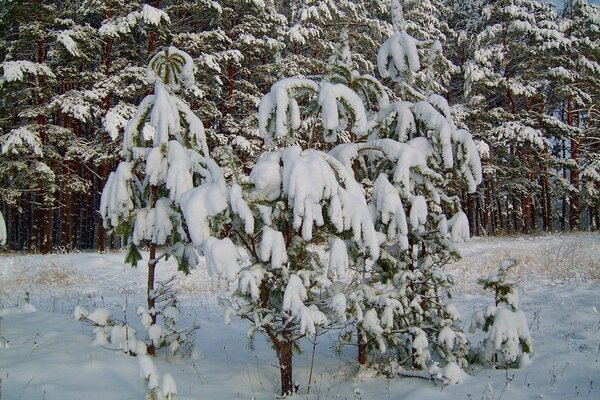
{"left": 275, "top": 337, "right": 294, "bottom": 396}
{"left": 357, "top": 328, "right": 367, "bottom": 365}
{"left": 568, "top": 97, "right": 580, "bottom": 230}
{"left": 147, "top": 185, "right": 159, "bottom": 355}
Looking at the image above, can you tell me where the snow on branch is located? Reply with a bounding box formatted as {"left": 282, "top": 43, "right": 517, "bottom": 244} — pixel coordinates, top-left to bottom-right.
{"left": 99, "top": 4, "right": 170, "bottom": 38}
{"left": 202, "top": 236, "right": 242, "bottom": 283}
{"left": 378, "top": 31, "right": 421, "bottom": 81}
{"left": 2, "top": 61, "right": 55, "bottom": 83}
{"left": 259, "top": 226, "right": 288, "bottom": 269}
{"left": 413, "top": 101, "right": 454, "bottom": 168}
{"left": 318, "top": 82, "right": 368, "bottom": 142}
{"left": 258, "top": 77, "right": 319, "bottom": 145}
{"left": 370, "top": 174, "right": 409, "bottom": 249}
{"left": 100, "top": 162, "right": 134, "bottom": 229}
{"left": 1, "top": 127, "right": 43, "bottom": 157}
{"left": 180, "top": 180, "right": 228, "bottom": 245}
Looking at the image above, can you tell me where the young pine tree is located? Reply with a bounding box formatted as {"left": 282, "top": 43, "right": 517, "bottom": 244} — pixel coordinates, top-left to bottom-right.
{"left": 100, "top": 46, "right": 215, "bottom": 349}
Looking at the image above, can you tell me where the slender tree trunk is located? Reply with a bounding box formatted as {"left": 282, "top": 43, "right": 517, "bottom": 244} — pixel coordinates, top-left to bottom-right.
{"left": 357, "top": 328, "right": 367, "bottom": 365}
{"left": 147, "top": 185, "right": 159, "bottom": 355}
{"left": 540, "top": 168, "right": 551, "bottom": 231}
{"left": 467, "top": 192, "right": 477, "bottom": 235}
{"left": 568, "top": 97, "right": 580, "bottom": 230}
{"left": 275, "top": 337, "right": 294, "bottom": 396}
{"left": 97, "top": 5, "right": 115, "bottom": 252}
{"left": 265, "top": 325, "right": 294, "bottom": 396}
{"left": 147, "top": 1, "right": 161, "bottom": 56}
{"left": 227, "top": 62, "right": 235, "bottom": 116}
{"left": 36, "top": 37, "right": 53, "bottom": 254}
{"left": 561, "top": 140, "right": 568, "bottom": 230}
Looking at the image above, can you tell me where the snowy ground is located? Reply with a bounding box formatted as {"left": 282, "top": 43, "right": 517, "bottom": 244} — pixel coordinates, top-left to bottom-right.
{"left": 1, "top": 233, "right": 599, "bottom": 400}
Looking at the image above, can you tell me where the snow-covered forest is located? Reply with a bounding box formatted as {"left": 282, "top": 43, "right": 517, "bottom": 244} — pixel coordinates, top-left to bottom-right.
{"left": 0, "top": 0, "right": 599, "bottom": 252}
{"left": 0, "top": 0, "right": 599, "bottom": 399}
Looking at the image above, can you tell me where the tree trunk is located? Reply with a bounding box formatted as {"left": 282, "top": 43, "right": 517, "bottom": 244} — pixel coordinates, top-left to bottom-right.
{"left": 567, "top": 97, "right": 580, "bottom": 230}
{"left": 275, "top": 337, "right": 294, "bottom": 396}
{"left": 540, "top": 169, "right": 551, "bottom": 232}
{"left": 227, "top": 62, "right": 235, "bottom": 116}
{"left": 39, "top": 205, "right": 53, "bottom": 254}
{"left": 97, "top": 5, "right": 114, "bottom": 252}
{"left": 561, "top": 140, "right": 568, "bottom": 231}
{"left": 357, "top": 328, "right": 367, "bottom": 365}
{"left": 36, "top": 36, "right": 53, "bottom": 254}
{"left": 147, "top": 185, "right": 159, "bottom": 355}
{"left": 147, "top": 1, "right": 161, "bottom": 56}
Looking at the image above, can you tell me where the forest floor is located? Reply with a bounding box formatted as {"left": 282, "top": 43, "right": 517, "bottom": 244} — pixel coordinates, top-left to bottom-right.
{"left": 1, "top": 232, "right": 599, "bottom": 400}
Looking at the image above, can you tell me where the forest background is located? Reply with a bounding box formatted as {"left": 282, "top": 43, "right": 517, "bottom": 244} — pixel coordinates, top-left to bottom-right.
{"left": 0, "top": 0, "right": 599, "bottom": 254}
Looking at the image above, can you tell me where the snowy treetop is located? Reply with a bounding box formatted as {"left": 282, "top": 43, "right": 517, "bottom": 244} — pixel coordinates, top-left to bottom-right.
{"left": 147, "top": 46, "right": 195, "bottom": 92}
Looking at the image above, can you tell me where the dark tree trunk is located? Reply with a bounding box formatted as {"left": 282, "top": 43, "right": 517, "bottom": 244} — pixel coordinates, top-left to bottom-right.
{"left": 275, "top": 337, "right": 294, "bottom": 396}
{"left": 568, "top": 97, "right": 580, "bottom": 231}
{"left": 146, "top": 185, "right": 159, "bottom": 355}
{"left": 540, "top": 169, "right": 551, "bottom": 232}
{"left": 357, "top": 328, "right": 367, "bottom": 365}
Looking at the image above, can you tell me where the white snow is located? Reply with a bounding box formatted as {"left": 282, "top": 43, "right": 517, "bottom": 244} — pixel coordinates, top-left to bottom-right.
{"left": 229, "top": 183, "right": 254, "bottom": 235}
{"left": 99, "top": 162, "right": 134, "bottom": 229}
{"left": 318, "top": 82, "right": 368, "bottom": 140}
{"left": 259, "top": 226, "right": 287, "bottom": 269}
{"left": 202, "top": 236, "right": 241, "bottom": 283}
{"left": 148, "top": 324, "right": 163, "bottom": 347}
{"left": 56, "top": 30, "right": 81, "bottom": 57}
{"left": 138, "top": 354, "right": 160, "bottom": 389}
{"left": 2, "top": 60, "right": 55, "bottom": 82}
{"left": 483, "top": 307, "right": 532, "bottom": 364}
{"left": 0, "top": 233, "right": 598, "bottom": 399}
{"left": 2, "top": 127, "right": 43, "bottom": 157}
{"left": 147, "top": 46, "right": 194, "bottom": 92}
{"left": 258, "top": 78, "right": 319, "bottom": 144}
{"left": 166, "top": 141, "right": 193, "bottom": 204}
{"left": 132, "top": 198, "right": 174, "bottom": 246}
{"left": 282, "top": 274, "right": 307, "bottom": 317}
{"left": 409, "top": 195, "right": 428, "bottom": 232}
{"left": 378, "top": 31, "right": 421, "bottom": 81}
{"left": 328, "top": 238, "right": 349, "bottom": 277}
{"left": 447, "top": 211, "right": 470, "bottom": 243}
{"left": 370, "top": 174, "right": 409, "bottom": 248}
{"left": 161, "top": 373, "right": 177, "bottom": 398}
{"left": 87, "top": 308, "right": 111, "bottom": 326}
{"left": 180, "top": 181, "right": 228, "bottom": 244}
{"left": 140, "top": 4, "right": 171, "bottom": 26}
{"left": 249, "top": 151, "right": 282, "bottom": 201}
{"left": 362, "top": 309, "right": 384, "bottom": 336}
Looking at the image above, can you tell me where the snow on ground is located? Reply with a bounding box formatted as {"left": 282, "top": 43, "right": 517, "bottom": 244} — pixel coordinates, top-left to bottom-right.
{"left": 1, "top": 233, "right": 599, "bottom": 399}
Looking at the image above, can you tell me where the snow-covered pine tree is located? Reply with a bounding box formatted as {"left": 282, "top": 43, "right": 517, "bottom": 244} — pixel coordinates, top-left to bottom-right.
{"left": 0, "top": 0, "right": 97, "bottom": 252}
{"left": 178, "top": 28, "right": 389, "bottom": 397}
{"left": 84, "top": 1, "right": 172, "bottom": 249}
{"left": 462, "top": 0, "right": 570, "bottom": 234}
{"left": 325, "top": 3, "right": 481, "bottom": 373}
{"left": 389, "top": 0, "right": 460, "bottom": 99}
{"left": 183, "top": 3, "right": 481, "bottom": 390}
{"left": 282, "top": 0, "right": 392, "bottom": 77}
{"left": 470, "top": 259, "right": 533, "bottom": 367}
{"left": 216, "top": 0, "right": 288, "bottom": 173}
{"left": 100, "top": 46, "right": 213, "bottom": 350}
{"left": 559, "top": 0, "right": 600, "bottom": 229}
{"left": 182, "top": 144, "right": 380, "bottom": 395}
